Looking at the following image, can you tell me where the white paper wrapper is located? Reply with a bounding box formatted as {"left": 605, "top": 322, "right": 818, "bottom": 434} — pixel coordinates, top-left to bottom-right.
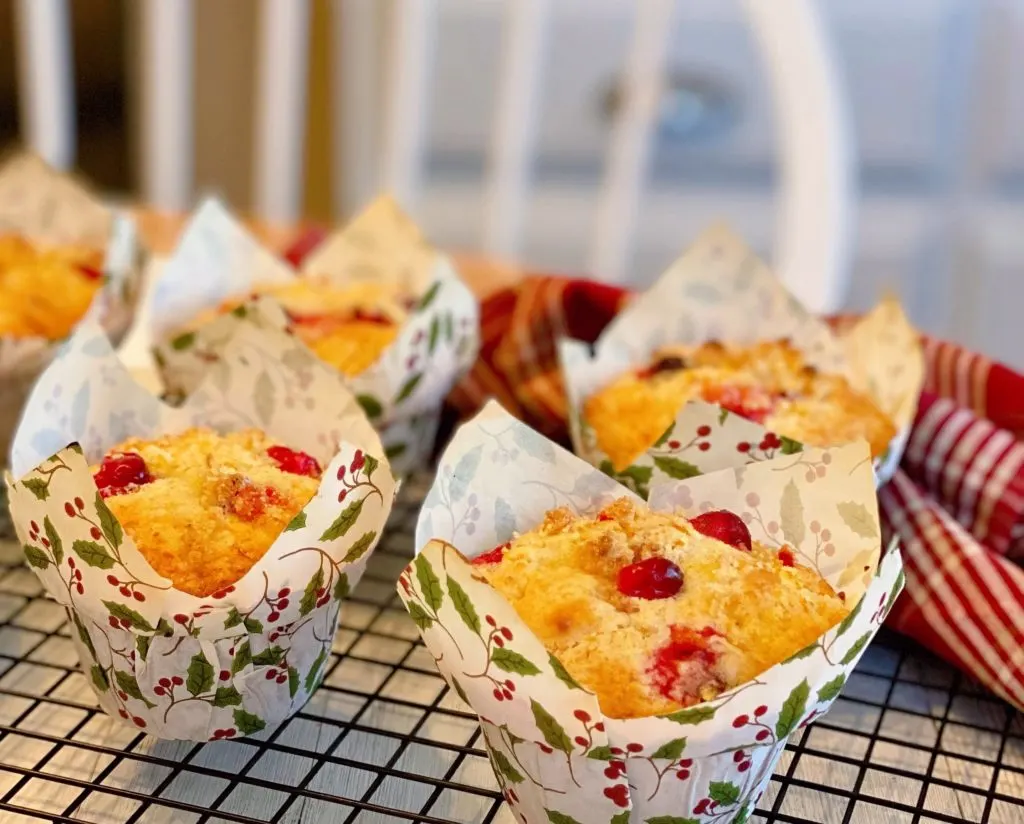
{"left": 399, "top": 401, "right": 903, "bottom": 823}
{"left": 7, "top": 319, "right": 397, "bottom": 740}
{"left": 149, "top": 197, "right": 479, "bottom": 475}
{"left": 559, "top": 225, "right": 924, "bottom": 489}
{"left": 0, "top": 153, "right": 145, "bottom": 458}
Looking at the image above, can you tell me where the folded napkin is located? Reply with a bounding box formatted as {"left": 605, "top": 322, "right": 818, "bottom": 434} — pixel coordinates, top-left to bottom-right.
{"left": 446, "top": 275, "right": 1024, "bottom": 711}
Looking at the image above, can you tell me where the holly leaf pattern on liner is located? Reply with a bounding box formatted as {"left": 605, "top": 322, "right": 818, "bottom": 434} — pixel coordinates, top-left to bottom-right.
{"left": 448, "top": 445, "right": 483, "bottom": 503}
{"left": 186, "top": 651, "right": 215, "bottom": 696}
{"left": 530, "top": 699, "right": 573, "bottom": 753}
{"left": 548, "top": 654, "right": 583, "bottom": 690}
{"left": 233, "top": 708, "right": 266, "bottom": 735}
{"left": 663, "top": 705, "right": 716, "bottom": 725}
{"left": 653, "top": 455, "right": 701, "bottom": 480}
{"left": 546, "top": 811, "right": 583, "bottom": 824}
{"left": 780, "top": 479, "right": 805, "bottom": 548}
{"left": 513, "top": 425, "right": 556, "bottom": 464}
{"left": 840, "top": 632, "right": 872, "bottom": 666}
{"left": 23, "top": 545, "right": 50, "bottom": 569}
{"left": 103, "top": 601, "right": 154, "bottom": 632}
{"left": 91, "top": 665, "right": 109, "bottom": 691}
{"left": 447, "top": 576, "right": 480, "bottom": 634}
{"left": 651, "top": 737, "right": 688, "bottom": 760}
{"left": 414, "top": 554, "right": 443, "bottom": 611}
{"left": 44, "top": 517, "right": 63, "bottom": 566}
{"left": 708, "top": 780, "right": 741, "bottom": 805}
{"left": 817, "top": 674, "right": 847, "bottom": 703}
{"left": 73, "top": 540, "right": 115, "bottom": 569}
{"left": 491, "top": 649, "right": 541, "bottom": 676}
{"left": 320, "top": 498, "right": 364, "bottom": 541}
{"left": 95, "top": 493, "right": 123, "bottom": 549}
{"left": 775, "top": 679, "right": 810, "bottom": 739}
{"left": 305, "top": 647, "right": 328, "bottom": 693}
{"left": 232, "top": 641, "right": 252, "bottom": 674}
{"left": 283, "top": 511, "right": 306, "bottom": 532}
{"left": 21, "top": 478, "right": 50, "bottom": 501}
{"left": 341, "top": 531, "right": 377, "bottom": 564}
{"left": 836, "top": 501, "right": 879, "bottom": 538}
{"left": 491, "top": 749, "right": 525, "bottom": 784}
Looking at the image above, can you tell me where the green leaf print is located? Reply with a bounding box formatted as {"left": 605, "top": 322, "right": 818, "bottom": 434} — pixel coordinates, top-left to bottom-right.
{"left": 363, "top": 454, "right": 379, "bottom": 479}
{"left": 418, "top": 281, "right": 442, "bottom": 310}
{"left": 708, "top": 780, "right": 741, "bottom": 805}
{"left": 357, "top": 394, "right": 384, "bottom": 420}
{"left": 833, "top": 593, "right": 865, "bottom": 639}
{"left": 288, "top": 666, "right": 300, "bottom": 698}
{"left": 407, "top": 602, "right": 434, "bottom": 630}
{"left": 384, "top": 442, "right": 407, "bottom": 460}
{"left": 233, "top": 708, "right": 266, "bottom": 735}
{"left": 450, "top": 677, "right": 470, "bottom": 706}
{"left": 342, "top": 531, "right": 377, "bottom": 564}
{"left": 732, "top": 804, "right": 752, "bottom": 824}
{"left": 586, "top": 745, "right": 614, "bottom": 761}
{"left": 546, "top": 812, "right": 584, "bottom": 824}
{"left": 71, "top": 612, "right": 97, "bottom": 659}
{"left": 21, "top": 478, "right": 50, "bottom": 501}
{"left": 74, "top": 540, "right": 115, "bottom": 569}
{"left": 232, "top": 640, "right": 252, "bottom": 674}
{"left": 651, "top": 737, "right": 687, "bottom": 760}
{"left": 775, "top": 679, "right": 810, "bottom": 739}
{"left": 718, "top": 407, "right": 730, "bottom": 425}
{"left": 494, "top": 498, "right": 516, "bottom": 543}
{"left": 114, "top": 670, "right": 151, "bottom": 706}
{"left": 252, "top": 646, "right": 286, "bottom": 667}
{"left": 95, "top": 493, "right": 123, "bottom": 549}
{"left": 428, "top": 316, "right": 441, "bottom": 354}
{"left": 333, "top": 572, "right": 351, "bottom": 601}
{"left": 663, "top": 705, "right": 716, "bottom": 725}
{"left": 491, "top": 749, "right": 525, "bottom": 784}
{"left": 530, "top": 699, "right": 572, "bottom": 754}
{"left": 783, "top": 642, "right": 819, "bottom": 663}
{"left": 212, "top": 685, "right": 242, "bottom": 707}
{"left": 447, "top": 576, "right": 479, "bottom": 634}
{"left": 816, "top": 674, "right": 847, "bottom": 704}
{"left": 839, "top": 632, "right": 872, "bottom": 666}
{"left": 305, "top": 646, "right": 329, "bottom": 693}
{"left": 512, "top": 426, "right": 556, "bottom": 463}
{"left": 444, "top": 313, "right": 454, "bottom": 343}
{"left": 283, "top": 511, "right": 307, "bottom": 532}
{"left": 395, "top": 373, "right": 423, "bottom": 404}
{"left": 320, "top": 498, "right": 365, "bottom": 541}
{"left": 491, "top": 648, "right": 541, "bottom": 676}
{"left": 102, "top": 601, "right": 154, "bottom": 632}
{"left": 186, "top": 652, "right": 215, "bottom": 696}
{"left": 90, "top": 665, "right": 109, "bottom": 692}
{"left": 780, "top": 479, "right": 805, "bottom": 548}
{"left": 243, "top": 616, "right": 263, "bottom": 634}
{"left": 300, "top": 567, "right": 326, "bottom": 616}
{"left": 548, "top": 654, "right": 583, "bottom": 690}
{"left": 224, "top": 608, "right": 243, "bottom": 630}
{"left": 610, "top": 814, "right": 632, "bottom": 824}
{"left": 653, "top": 424, "right": 674, "bottom": 448}
{"left": 170, "top": 331, "right": 195, "bottom": 351}
{"left": 23, "top": 545, "right": 50, "bottom": 569}
{"left": 619, "top": 464, "right": 653, "bottom": 497}
{"left": 135, "top": 635, "right": 150, "bottom": 662}
{"left": 836, "top": 501, "right": 879, "bottom": 538}
{"left": 414, "top": 554, "right": 443, "bottom": 611}
{"left": 448, "top": 445, "right": 483, "bottom": 503}
{"left": 652, "top": 455, "right": 702, "bottom": 480}
{"left": 885, "top": 568, "right": 905, "bottom": 615}
{"left": 43, "top": 517, "right": 63, "bottom": 566}
{"left": 779, "top": 436, "right": 803, "bottom": 455}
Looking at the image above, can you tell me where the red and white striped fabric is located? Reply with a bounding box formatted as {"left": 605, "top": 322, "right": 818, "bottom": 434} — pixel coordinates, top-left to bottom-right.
{"left": 443, "top": 276, "right": 1024, "bottom": 711}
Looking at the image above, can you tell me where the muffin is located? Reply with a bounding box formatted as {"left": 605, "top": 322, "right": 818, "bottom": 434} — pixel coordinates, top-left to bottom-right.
{"left": 94, "top": 427, "right": 322, "bottom": 597}
{"left": 473, "top": 497, "right": 847, "bottom": 719}
{"left": 0, "top": 234, "right": 104, "bottom": 339}
{"left": 584, "top": 338, "right": 897, "bottom": 471}
{"left": 189, "top": 278, "right": 408, "bottom": 377}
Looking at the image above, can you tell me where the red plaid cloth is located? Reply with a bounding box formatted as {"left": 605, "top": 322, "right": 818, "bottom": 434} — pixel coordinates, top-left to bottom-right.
{"left": 448, "top": 276, "right": 1024, "bottom": 710}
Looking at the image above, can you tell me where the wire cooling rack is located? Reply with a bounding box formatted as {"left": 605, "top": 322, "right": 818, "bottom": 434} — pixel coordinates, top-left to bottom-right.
{"left": 0, "top": 476, "right": 1020, "bottom": 824}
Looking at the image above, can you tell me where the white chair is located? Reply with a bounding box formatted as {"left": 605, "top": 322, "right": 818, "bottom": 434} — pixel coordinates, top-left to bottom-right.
{"left": 12, "top": 0, "right": 854, "bottom": 313}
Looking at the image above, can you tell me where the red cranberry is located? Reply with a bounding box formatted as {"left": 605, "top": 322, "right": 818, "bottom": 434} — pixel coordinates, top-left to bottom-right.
{"left": 472, "top": 543, "right": 509, "bottom": 565}
{"left": 94, "top": 452, "right": 152, "bottom": 498}
{"left": 617, "top": 557, "right": 683, "bottom": 599}
{"left": 77, "top": 263, "right": 103, "bottom": 281}
{"left": 702, "top": 384, "right": 775, "bottom": 424}
{"left": 778, "top": 548, "right": 796, "bottom": 567}
{"left": 267, "top": 445, "right": 322, "bottom": 478}
{"left": 647, "top": 625, "right": 721, "bottom": 704}
{"left": 689, "top": 510, "right": 752, "bottom": 551}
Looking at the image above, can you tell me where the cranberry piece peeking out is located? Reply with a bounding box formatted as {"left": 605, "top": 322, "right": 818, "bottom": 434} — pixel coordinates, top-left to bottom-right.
{"left": 267, "top": 445, "right": 322, "bottom": 478}
{"left": 778, "top": 548, "right": 796, "bottom": 567}
{"left": 94, "top": 452, "right": 152, "bottom": 498}
{"left": 76, "top": 263, "right": 103, "bottom": 281}
{"left": 472, "top": 543, "right": 509, "bottom": 565}
{"left": 702, "top": 384, "right": 776, "bottom": 424}
{"left": 351, "top": 308, "right": 393, "bottom": 325}
{"left": 617, "top": 557, "right": 683, "bottom": 600}
{"left": 689, "top": 510, "right": 752, "bottom": 552}
{"left": 647, "top": 625, "right": 723, "bottom": 704}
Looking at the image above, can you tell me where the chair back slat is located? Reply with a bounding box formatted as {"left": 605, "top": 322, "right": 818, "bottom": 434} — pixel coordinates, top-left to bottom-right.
{"left": 138, "top": 0, "right": 194, "bottom": 211}
{"left": 379, "top": 0, "right": 437, "bottom": 211}
{"left": 13, "top": 0, "right": 75, "bottom": 170}
{"left": 253, "top": 0, "right": 311, "bottom": 222}
{"left": 331, "top": 0, "right": 383, "bottom": 217}
{"left": 587, "top": 0, "right": 676, "bottom": 283}
{"left": 481, "top": 0, "right": 550, "bottom": 258}
{"left": 741, "top": 0, "right": 853, "bottom": 313}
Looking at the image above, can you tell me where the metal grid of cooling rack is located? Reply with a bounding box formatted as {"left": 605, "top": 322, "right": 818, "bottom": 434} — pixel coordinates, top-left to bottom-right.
{"left": 0, "top": 476, "right": 1020, "bottom": 824}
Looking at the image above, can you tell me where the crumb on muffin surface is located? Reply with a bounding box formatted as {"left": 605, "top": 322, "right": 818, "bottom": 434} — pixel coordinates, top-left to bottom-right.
{"left": 93, "top": 427, "right": 321, "bottom": 597}
{"left": 583, "top": 338, "right": 897, "bottom": 471}
{"left": 0, "top": 235, "right": 104, "bottom": 340}
{"left": 474, "top": 497, "right": 848, "bottom": 719}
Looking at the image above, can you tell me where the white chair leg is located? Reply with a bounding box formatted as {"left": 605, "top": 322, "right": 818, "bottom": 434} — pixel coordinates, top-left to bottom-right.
{"left": 13, "top": 0, "right": 75, "bottom": 170}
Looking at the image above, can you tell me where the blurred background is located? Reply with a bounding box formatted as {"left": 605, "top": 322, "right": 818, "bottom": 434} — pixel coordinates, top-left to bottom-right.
{"left": 0, "top": 0, "right": 1021, "bottom": 368}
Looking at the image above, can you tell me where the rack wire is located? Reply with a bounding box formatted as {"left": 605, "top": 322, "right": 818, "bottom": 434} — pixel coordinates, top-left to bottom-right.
{"left": 0, "top": 476, "right": 1019, "bottom": 824}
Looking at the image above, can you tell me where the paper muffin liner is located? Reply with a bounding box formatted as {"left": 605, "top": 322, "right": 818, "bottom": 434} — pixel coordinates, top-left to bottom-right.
{"left": 398, "top": 401, "right": 903, "bottom": 823}
{"left": 0, "top": 152, "right": 146, "bottom": 460}
{"left": 148, "top": 197, "right": 479, "bottom": 475}
{"left": 559, "top": 225, "right": 924, "bottom": 489}
{"left": 7, "top": 319, "right": 397, "bottom": 740}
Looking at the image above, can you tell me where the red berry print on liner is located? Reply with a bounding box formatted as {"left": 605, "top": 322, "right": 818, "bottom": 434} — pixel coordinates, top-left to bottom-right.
{"left": 617, "top": 557, "right": 683, "bottom": 600}
{"left": 267, "top": 445, "right": 322, "bottom": 478}
{"left": 689, "top": 510, "right": 752, "bottom": 551}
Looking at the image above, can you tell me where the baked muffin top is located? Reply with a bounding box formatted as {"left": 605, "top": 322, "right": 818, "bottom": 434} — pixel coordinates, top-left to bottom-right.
{"left": 94, "top": 428, "right": 321, "bottom": 597}
{"left": 474, "top": 497, "right": 847, "bottom": 718}
{"left": 0, "top": 235, "right": 104, "bottom": 340}
{"left": 583, "top": 339, "right": 896, "bottom": 470}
